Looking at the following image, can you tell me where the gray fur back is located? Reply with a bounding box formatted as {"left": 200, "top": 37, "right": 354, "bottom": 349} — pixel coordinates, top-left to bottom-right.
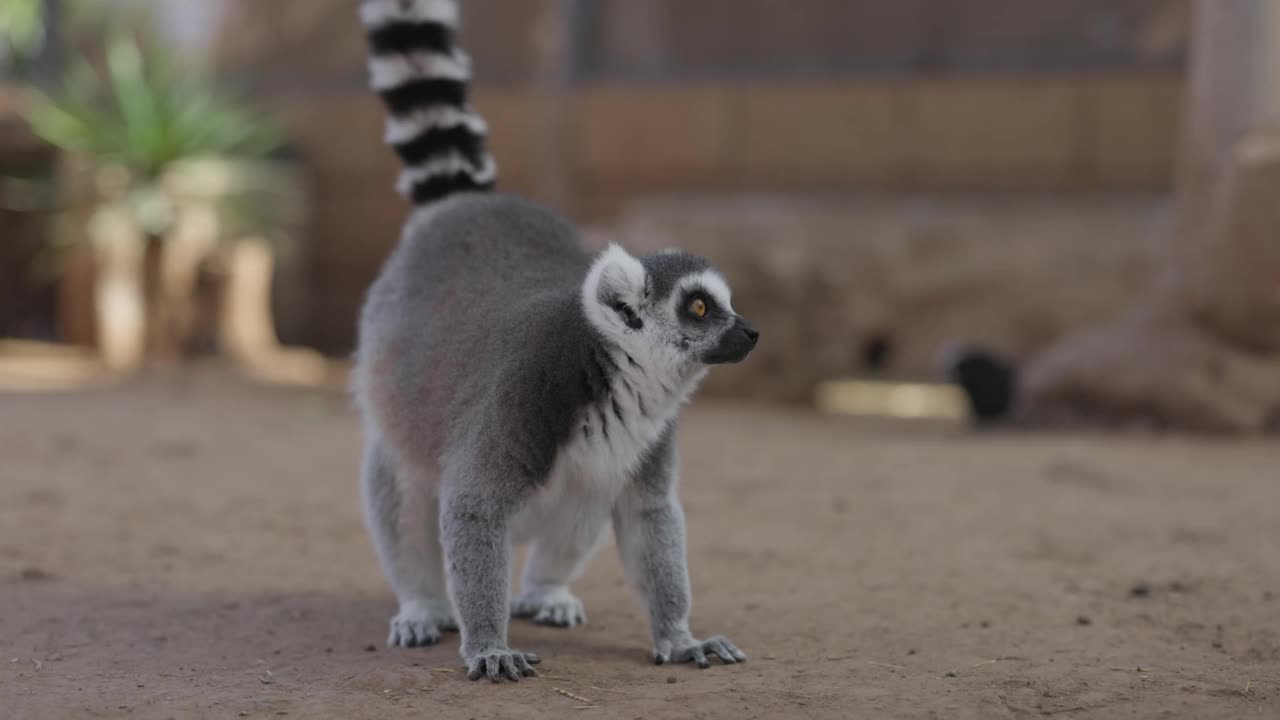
{"left": 354, "top": 194, "right": 614, "bottom": 482}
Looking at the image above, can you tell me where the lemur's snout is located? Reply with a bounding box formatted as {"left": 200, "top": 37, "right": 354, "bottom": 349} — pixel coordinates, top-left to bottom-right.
{"left": 704, "top": 317, "right": 759, "bottom": 364}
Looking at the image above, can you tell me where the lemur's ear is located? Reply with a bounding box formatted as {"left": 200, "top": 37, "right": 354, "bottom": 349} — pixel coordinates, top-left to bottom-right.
{"left": 586, "top": 244, "right": 647, "bottom": 305}
{"left": 583, "top": 244, "right": 648, "bottom": 331}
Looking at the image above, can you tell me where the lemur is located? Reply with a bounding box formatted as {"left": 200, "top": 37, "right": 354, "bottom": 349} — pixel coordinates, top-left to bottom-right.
{"left": 353, "top": 0, "right": 758, "bottom": 682}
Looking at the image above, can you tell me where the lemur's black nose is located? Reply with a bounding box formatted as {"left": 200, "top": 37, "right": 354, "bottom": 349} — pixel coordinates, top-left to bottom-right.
{"left": 703, "top": 317, "right": 759, "bottom": 364}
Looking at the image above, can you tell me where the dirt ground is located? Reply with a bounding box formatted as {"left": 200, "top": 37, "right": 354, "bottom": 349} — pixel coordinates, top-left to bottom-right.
{"left": 2, "top": 371, "right": 1278, "bottom": 719}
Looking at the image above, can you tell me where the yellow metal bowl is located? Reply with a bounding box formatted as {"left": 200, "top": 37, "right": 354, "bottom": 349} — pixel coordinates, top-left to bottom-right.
{"left": 814, "top": 378, "right": 969, "bottom": 422}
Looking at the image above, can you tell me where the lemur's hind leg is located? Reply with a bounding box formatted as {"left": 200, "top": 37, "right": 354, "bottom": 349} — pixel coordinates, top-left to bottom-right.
{"left": 513, "top": 495, "right": 612, "bottom": 627}
{"left": 360, "top": 436, "right": 456, "bottom": 647}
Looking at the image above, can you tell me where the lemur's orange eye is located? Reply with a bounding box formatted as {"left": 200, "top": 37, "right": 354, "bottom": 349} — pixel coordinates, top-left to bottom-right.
{"left": 690, "top": 298, "right": 707, "bottom": 318}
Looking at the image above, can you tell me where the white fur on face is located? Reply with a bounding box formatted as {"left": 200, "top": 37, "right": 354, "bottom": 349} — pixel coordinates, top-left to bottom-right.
{"left": 668, "top": 269, "right": 734, "bottom": 317}
{"left": 582, "top": 245, "right": 697, "bottom": 382}
{"left": 581, "top": 244, "right": 647, "bottom": 336}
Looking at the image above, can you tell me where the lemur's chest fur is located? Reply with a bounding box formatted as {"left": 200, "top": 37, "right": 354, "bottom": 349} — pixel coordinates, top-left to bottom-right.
{"left": 510, "top": 349, "right": 703, "bottom": 544}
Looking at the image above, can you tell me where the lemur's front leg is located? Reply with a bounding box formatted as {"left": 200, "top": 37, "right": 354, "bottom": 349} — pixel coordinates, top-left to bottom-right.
{"left": 440, "top": 464, "right": 540, "bottom": 682}
{"left": 612, "top": 433, "right": 748, "bottom": 669}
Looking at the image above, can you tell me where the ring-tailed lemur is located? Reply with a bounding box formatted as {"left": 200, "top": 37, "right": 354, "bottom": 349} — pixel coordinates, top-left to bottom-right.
{"left": 354, "top": 0, "right": 758, "bottom": 682}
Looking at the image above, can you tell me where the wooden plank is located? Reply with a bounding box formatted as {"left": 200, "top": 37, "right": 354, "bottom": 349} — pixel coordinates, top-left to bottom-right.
{"left": 574, "top": 85, "right": 733, "bottom": 186}
{"left": 725, "top": 82, "right": 911, "bottom": 188}
{"left": 907, "top": 78, "right": 1083, "bottom": 190}
{"left": 1082, "top": 74, "right": 1184, "bottom": 189}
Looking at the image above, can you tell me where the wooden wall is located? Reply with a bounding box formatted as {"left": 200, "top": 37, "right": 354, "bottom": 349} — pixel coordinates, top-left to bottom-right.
{"left": 276, "top": 73, "right": 1183, "bottom": 350}
{"left": 0, "top": 1, "right": 1191, "bottom": 354}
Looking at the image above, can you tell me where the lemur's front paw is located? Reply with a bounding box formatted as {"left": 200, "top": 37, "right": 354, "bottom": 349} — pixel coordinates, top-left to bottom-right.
{"left": 387, "top": 601, "right": 456, "bottom": 647}
{"left": 654, "top": 634, "right": 747, "bottom": 669}
{"left": 512, "top": 586, "right": 586, "bottom": 627}
{"left": 464, "top": 646, "right": 541, "bottom": 682}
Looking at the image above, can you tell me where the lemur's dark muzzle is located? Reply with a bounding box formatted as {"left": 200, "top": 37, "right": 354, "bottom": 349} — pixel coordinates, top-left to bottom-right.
{"left": 703, "top": 317, "right": 759, "bottom": 364}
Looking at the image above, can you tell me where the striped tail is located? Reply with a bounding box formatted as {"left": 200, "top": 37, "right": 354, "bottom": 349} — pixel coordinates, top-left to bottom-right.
{"left": 360, "top": 0, "right": 497, "bottom": 205}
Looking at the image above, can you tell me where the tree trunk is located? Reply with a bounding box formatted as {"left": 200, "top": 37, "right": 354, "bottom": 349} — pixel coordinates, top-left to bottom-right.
{"left": 1173, "top": 0, "right": 1280, "bottom": 351}
{"left": 217, "top": 237, "right": 330, "bottom": 386}
{"left": 87, "top": 202, "right": 146, "bottom": 372}
{"left": 154, "top": 199, "right": 220, "bottom": 358}
{"left": 1021, "top": 0, "right": 1280, "bottom": 432}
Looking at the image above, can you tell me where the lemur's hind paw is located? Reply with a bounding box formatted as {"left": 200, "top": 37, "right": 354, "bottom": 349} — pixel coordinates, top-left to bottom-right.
{"left": 654, "top": 634, "right": 748, "bottom": 668}
{"left": 387, "top": 601, "right": 456, "bottom": 647}
{"left": 512, "top": 586, "right": 586, "bottom": 627}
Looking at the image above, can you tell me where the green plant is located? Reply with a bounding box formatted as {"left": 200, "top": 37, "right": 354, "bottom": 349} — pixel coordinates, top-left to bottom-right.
{"left": 2, "top": 0, "right": 145, "bottom": 79}
{"left": 22, "top": 27, "right": 297, "bottom": 244}
{"left": 26, "top": 29, "right": 283, "bottom": 179}
{"left": 0, "top": 0, "right": 45, "bottom": 74}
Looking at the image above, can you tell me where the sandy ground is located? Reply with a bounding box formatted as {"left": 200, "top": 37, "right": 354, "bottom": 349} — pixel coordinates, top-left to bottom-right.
{"left": 2, "top": 371, "right": 1278, "bottom": 719}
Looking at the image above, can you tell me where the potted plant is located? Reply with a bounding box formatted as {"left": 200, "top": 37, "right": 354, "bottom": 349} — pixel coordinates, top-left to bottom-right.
{"left": 23, "top": 26, "right": 323, "bottom": 381}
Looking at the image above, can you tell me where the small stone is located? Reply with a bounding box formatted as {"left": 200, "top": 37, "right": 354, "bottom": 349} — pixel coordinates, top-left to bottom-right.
{"left": 1076, "top": 615, "right": 1093, "bottom": 626}
{"left": 1129, "top": 582, "right": 1151, "bottom": 598}
{"left": 666, "top": 676, "right": 678, "bottom": 684}
{"left": 979, "top": 620, "right": 990, "bottom": 629}
{"left": 907, "top": 649, "right": 917, "bottom": 655}
{"left": 364, "top": 644, "right": 377, "bottom": 652}
{"left": 944, "top": 671, "right": 957, "bottom": 678}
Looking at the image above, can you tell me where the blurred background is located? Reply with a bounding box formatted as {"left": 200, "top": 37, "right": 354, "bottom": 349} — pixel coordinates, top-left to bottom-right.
{"left": 4, "top": 0, "right": 1278, "bottom": 430}
{"left": 11, "top": 0, "right": 1273, "bottom": 425}
{"left": 3, "top": 3, "right": 1280, "bottom": 718}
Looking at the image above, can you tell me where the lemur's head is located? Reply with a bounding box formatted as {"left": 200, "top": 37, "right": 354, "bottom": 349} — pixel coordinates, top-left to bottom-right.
{"left": 582, "top": 245, "right": 758, "bottom": 370}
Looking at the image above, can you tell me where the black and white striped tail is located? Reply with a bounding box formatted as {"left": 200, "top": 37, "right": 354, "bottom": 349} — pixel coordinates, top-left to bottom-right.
{"left": 361, "top": 0, "right": 496, "bottom": 205}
